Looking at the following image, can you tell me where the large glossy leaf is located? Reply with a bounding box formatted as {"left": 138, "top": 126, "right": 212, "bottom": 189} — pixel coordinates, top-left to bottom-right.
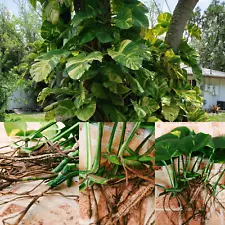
{"left": 212, "top": 136, "right": 225, "bottom": 149}
{"left": 71, "top": 10, "right": 96, "bottom": 27}
{"left": 44, "top": 1, "right": 60, "bottom": 25}
{"left": 111, "top": 0, "right": 149, "bottom": 29}
{"left": 30, "top": 50, "right": 70, "bottom": 82}
{"left": 103, "top": 81, "right": 130, "bottom": 94}
{"left": 76, "top": 99, "right": 96, "bottom": 121}
{"left": 65, "top": 52, "right": 103, "bottom": 80}
{"left": 177, "top": 133, "right": 211, "bottom": 154}
{"left": 101, "top": 104, "right": 126, "bottom": 121}
{"left": 111, "top": 1, "right": 133, "bottom": 29}
{"left": 108, "top": 40, "right": 145, "bottom": 70}
{"left": 162, "top": 104, "right": 180, "bottom": 122}
{"left": 155, "top": 139, "right": 181, "bottom": 161}
{"left": 141, "top": 97, "right": 160, "bottom": 114}
{"left": 30, "top": 58, "right": 58, "bottom": 82}
{"left": 131, "top": 100, "right": 147, "bottom": 118}
{"left": 55, "top": 100, "right": 75, "bottom": 121}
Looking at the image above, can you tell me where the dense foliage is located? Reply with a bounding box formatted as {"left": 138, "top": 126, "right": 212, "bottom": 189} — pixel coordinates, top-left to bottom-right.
{"left": 28, "top": 0, "right": 208, "bottom": 122}
{"left": 0, "top": 5, "right": 24, "bottom": 119}
{"left": 191, "top": 0, "right": 225, "bottom": 72}
{"left": 0, "top": 2, "right": 42, "bottom": 120}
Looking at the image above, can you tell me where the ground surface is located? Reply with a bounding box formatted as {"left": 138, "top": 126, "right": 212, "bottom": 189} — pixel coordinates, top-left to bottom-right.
{"left": 4, "top": 113, "right": 225, "bottom": 122}
{"left": 209, "top": 113, "right": 225, "bottom": 122}
{"left": 5, "top": 113, "right": 46, "bottom": 122}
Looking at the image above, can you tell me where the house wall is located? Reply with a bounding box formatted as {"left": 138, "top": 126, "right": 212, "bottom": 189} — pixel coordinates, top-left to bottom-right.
{"left": 188, "top": 75, "right": 225, "bottom": 110}
{"left": 7, "top": 87, "right": 37, "bottom": 111}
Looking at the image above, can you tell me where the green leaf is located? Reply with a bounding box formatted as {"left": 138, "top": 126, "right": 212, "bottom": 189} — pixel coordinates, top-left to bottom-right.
{"left": 155, "top": 139, "right": 181, "bottom": 161}
{"left": 96, "top": 31, "right": 114, "bottom": 43}
{"left": 141, "top": 97, "right": 160, "bottom": 114}
{"left": 44, "top": 1, "right": 60, "bottom": 25}
{"left": 187, "top": 24, "right": 201, "bottom": 40}
{"left": 147, "top": 116, "right": 162, "bottom": 122}
{"left": 91, "top": 83, "right": 108, "bottom": 99}
{"left": 30, "top": 58, "right": 58, "bottom": 82}
{"left": 103, "top": 81, "right": 130, "bottom": 94}
{"left": 37, "top": 88, "right": 52, "bottom": 104}
{"left": 65, "top": 52, "right": 103, "bottom": 80}
{"left": 131, "top": 3, "right": 149, "bottom": 28}
{"left": 111, "top": 4, "right": 133, "bottom": 29}
{"left": 162, "top": 104, "right": 180, "bottom": 122}
{"left": 212, "top": 136, "right": 225, "bottom": 149}
{"left": 108, "top": 40, "right": 145, "bottom": 70}
{"left": 157, "top": 13, "right": 172, "bottom": 27}
{"left": 55, "top": 100, "right": 75, "bottom": 121}
{"left": 71, "top": 11, "right": 96, "bottom": 27}
{"left": 131, "top": 100, "right": 147, "bottom": 118}
{"left": 76, "top": 99, "right": 96, "bottom": 121}
{"left": 101, "top": 104, "right": 126, "bottom": 121}
{"left": 125, "top": 74, "right": 144, "bottom": 94}
{"left": 103, "top": 154, "right": 121, "bottom": 165}
{"left": 29, "top": 0, "right": 37, "bottom": 9}
{"left": 4, "top": 122, "right": 27, "bottom": 136}
{"left": 138, "top": 155, "right": 154, "bottom": 162}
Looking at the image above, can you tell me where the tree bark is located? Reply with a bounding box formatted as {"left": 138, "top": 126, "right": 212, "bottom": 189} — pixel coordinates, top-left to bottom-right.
{"left": 165, "top": 0, "right": 199, "bottom": 51}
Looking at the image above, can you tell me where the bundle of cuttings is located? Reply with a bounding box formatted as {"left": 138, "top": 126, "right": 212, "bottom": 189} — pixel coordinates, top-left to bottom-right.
{"left": 0, "top": 122, "right": 79, "bottom": 224}
{"left": 155, "top": 126, "right": 225, "bottom": 225}
{"left": 79, "top": 122, "right": 155, "bottom": 225}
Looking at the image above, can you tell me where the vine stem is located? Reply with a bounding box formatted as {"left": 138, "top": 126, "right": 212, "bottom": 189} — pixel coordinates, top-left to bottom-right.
{"left": 163, "top": 160, "right": 174, "bottom": 188}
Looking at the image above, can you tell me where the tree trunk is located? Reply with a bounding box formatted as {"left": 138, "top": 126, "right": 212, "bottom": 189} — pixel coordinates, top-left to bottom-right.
{"left": 165, "top": 0, "right": 199, "bottom": 51}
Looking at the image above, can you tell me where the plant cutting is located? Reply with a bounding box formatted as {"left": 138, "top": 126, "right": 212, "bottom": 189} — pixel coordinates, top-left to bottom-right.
{"left": 79, "top": 122, "right": 155, "bottom": 225}
{"left": 0, "top": 122, "right": 79, "bottom": 224}
{"left": 155, "top": 126, "right": 225, "bottom": 225}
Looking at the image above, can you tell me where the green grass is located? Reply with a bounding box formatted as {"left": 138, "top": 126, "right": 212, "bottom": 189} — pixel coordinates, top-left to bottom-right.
{"left": 5, "top": 113, "right": 46, "bottom": 122}
{"left": 209, "top": 113, "right": 225, "bottom": 122}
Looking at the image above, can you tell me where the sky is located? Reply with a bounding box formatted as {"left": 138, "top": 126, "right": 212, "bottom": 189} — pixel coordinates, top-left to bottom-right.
{"left": 158, "top": 0, "right": 213, "bottom": 13}
{"left": 0, "top": 0, "right": 214, "bottom": 16}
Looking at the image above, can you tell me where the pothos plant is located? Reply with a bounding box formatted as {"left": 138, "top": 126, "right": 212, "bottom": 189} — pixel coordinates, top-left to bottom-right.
{"left": 155, "top": 126, "right": 225, "bottom": 224}
{"left": 28, "top": 0, "right": 208, "bottom": 122}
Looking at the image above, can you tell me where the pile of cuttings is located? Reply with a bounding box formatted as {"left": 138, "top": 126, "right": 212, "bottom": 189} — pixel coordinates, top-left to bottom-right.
{"left": 0, "top": 122, "right": 79, "bottom": 190}
{"left": 0, "top": 122, "right": 79, "bottom": 224}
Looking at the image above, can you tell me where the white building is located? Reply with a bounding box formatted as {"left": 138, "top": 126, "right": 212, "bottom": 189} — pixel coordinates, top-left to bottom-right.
{"left": 187, "top": 67, "right": 225, "bottom": 110}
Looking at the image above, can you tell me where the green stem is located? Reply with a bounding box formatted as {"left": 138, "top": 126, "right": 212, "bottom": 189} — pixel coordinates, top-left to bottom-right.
{"left": 51, "top": 123, "right": 79, "bottom": 143}
{"left": 213, "top": 169, "right": 225, "bottom": 196}
{"left": 118, "top": 122, "right": 127, "bottom": 152}
{"left": 178, "top": 156, "right": 180, "bottom": 175}
{"left": 30, "top": 122, "right": 57, "bottom": 139}
{"left": 142, "top": 144, "right": 155, "bottom": 156}
{"left": 202, "top": 151, "right": 214, "bottom": 178}
{"left": 184, "top": 152, "right": 192, "bottom": 178}
{"left": 91, "top": 122, "right": 104, "bottom": 173}
{"left": 135, "top": 131, "right": 153, "bottom": 154}
{"left": 107, "top": 122, "right": 118, "bottom": 153}
{"left": 85, "top": 122, "right": 91, "bottom": 171}
{"left": 170, "top": 158, "right": 177, "bottom": 188}
{"left": 163, "top": 160, "right": 174, "bottom": 188}
{"left": 118, "top": 122, "right": 141, "bottom": 158}
{"left": 191, "top": 156, "right": 200, "bottom": 172}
